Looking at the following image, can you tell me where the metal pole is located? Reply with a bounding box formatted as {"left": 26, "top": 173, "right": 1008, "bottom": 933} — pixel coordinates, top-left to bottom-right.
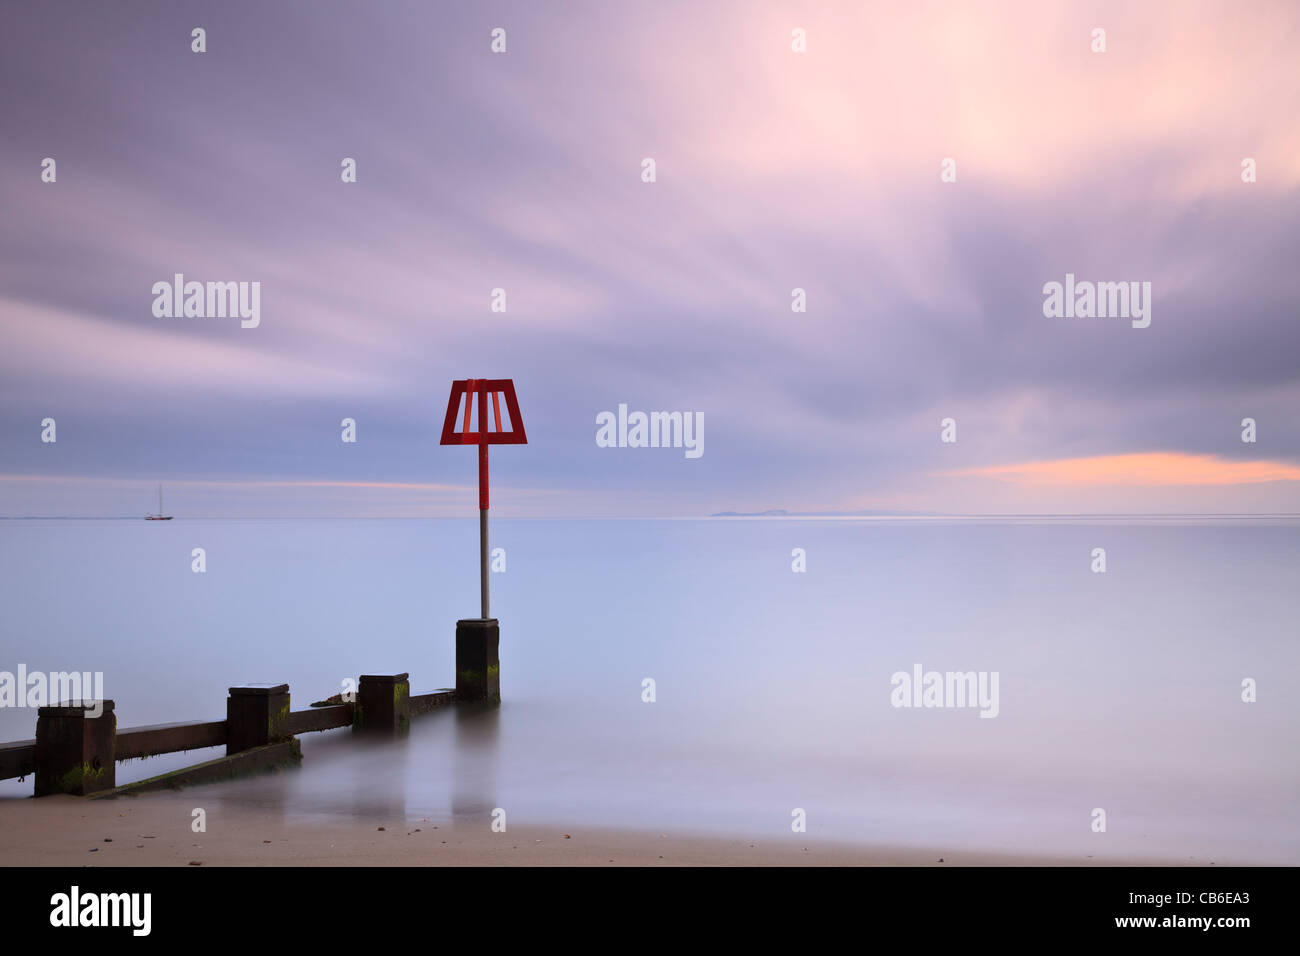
{"left": 477, "top": 384, "right": 490, "bottom": 620}
{"left": 479, "top": 506, "right": 489, "bottom": 619}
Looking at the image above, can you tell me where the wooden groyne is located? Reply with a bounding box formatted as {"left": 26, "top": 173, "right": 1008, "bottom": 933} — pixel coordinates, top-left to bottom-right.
{"left": 0, "top": 673, "right": 463, "bottom": 797}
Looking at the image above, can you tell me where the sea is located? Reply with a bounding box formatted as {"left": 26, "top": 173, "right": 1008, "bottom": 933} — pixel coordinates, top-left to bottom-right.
{"left": 1, "top": 516, "right": 1296, "bottom": 863}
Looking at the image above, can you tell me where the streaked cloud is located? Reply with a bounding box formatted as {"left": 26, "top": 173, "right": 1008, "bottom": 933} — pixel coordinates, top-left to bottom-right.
{"left": 0, "top": 1, "right": 1296, "bottom": 515}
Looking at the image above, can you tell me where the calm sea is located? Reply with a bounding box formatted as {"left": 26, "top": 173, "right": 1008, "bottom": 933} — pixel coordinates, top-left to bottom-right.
{"left": 1, "top": 516, "right": 1296, "bottom": 862}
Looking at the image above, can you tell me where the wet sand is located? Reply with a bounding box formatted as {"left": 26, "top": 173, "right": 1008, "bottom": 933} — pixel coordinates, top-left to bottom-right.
{"left": 0, "top": 791, "right": 1191, "bottom": 866}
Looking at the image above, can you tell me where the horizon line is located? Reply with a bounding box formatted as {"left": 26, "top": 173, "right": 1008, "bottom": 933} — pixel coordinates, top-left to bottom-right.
{"left": 2, "top": 513, "right": 1298, "bottom": 521}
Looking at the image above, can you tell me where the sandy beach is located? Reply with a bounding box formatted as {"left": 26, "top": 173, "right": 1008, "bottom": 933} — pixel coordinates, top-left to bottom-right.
{"left": 0, "top": 791, "right": 1199, "bottom": 867}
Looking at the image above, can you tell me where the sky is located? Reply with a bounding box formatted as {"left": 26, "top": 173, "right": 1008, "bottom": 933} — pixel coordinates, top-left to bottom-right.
{"left": 1, "top": 0, "right": 1298, "bottom": 517}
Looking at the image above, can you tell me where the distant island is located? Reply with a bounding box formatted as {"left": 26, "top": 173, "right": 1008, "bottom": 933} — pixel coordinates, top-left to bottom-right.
{"left": 709, "top": 509, "right": 943, "bottom": 517}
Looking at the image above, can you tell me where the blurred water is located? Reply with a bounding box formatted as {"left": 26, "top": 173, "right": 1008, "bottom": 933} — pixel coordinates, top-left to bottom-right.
{"left": 1, "top": 516, "right": 1296, "bottom": 862}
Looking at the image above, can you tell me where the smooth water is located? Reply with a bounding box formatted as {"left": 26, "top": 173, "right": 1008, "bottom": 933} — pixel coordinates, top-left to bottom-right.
{"left": 1, "top": 517, "right": 1296, "bottom": 862}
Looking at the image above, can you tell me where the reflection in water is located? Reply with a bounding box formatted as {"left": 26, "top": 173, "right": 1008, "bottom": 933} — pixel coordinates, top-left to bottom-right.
{"left": 451, "top": 702, "right": 500, "bottom": 821}
{"left": 347, "top": 732, "right": 410, "bottom": 822}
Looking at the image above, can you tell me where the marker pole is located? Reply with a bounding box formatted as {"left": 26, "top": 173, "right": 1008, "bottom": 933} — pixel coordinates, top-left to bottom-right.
{"left": 477, "top": 384, "right": 490, "bottom": 620}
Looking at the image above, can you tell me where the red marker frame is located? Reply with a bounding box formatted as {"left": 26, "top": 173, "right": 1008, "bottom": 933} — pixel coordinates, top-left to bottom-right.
{"left": 440, "top": 379, "right": 526, "bottom": 617}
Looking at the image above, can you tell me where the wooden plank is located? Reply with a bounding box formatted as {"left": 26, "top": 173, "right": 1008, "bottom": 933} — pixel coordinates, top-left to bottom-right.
{"left": 284, "top": 703, "right": 353, "bottom": 735}
{"left": 116, "top": 720, "right": 227, "bottom": 760}
{"left": 87, "top": 741, "right": 302, "bottom": 799}
{"left": 410, "top": 689, "right": 456, "bottom": 717}
{"left": 0, "top": 739, "right": 35, "bottom": 780}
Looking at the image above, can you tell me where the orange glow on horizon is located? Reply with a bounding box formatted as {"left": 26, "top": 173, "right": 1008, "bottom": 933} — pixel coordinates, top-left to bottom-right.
{"left": 942, "top": 452, "right": 1300, "bottom": 487}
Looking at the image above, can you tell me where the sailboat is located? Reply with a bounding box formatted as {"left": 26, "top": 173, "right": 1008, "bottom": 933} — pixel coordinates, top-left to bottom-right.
{"left": 145, "top": 484, "right": 173, "bottom": 520}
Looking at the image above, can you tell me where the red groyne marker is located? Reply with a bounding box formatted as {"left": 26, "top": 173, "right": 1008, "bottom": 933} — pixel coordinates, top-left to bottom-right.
{"left": 439, "top": 378, "right": 526, "bottom": 620}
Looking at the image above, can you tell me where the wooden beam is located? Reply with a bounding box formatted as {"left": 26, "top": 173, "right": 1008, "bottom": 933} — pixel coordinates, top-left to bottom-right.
{"left": 116, "top": 720, "right": 227, "bottom": 760}
{"left": 284, "top": 703, "right": 353, "bottom": 735}
{"left": 0, "top": 739, "right": 35, "bottom": 780}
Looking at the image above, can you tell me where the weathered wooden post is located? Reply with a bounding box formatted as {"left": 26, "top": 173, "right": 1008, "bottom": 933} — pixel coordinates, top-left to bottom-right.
{"left": 455, "top": 620, "right": 500, "bottom": 704}
{"left": 440, "top": 378, "right": 526, "bottom": 705}
{"left": 226, "top": 683, "right": 291, "bottom": 755}
{"left": 34, "top": 700, "right": 116, "bottom": 796}
{"left": 355, "top": 673, "right": 411, "bottom": 735}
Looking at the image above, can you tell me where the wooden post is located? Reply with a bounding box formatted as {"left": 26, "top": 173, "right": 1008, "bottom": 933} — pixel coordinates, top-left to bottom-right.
{"left": 456, "top": 619, "right": 500, "bottom": 704}
{"left": 355, "top": 673, "right": 410, "bottom": 735}
{"left": 34, "top": 700, "right": 116, "bottom": 796}
{"left": 226, "top": 683, "right": 291, "bottom": 755}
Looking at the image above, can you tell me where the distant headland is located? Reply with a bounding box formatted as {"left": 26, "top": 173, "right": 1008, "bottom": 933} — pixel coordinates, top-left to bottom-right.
{"left": 709, "top": 509, "right": 943, "bottom": 517}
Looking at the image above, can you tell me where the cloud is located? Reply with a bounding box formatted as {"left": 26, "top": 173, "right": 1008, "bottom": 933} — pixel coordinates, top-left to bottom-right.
{"left": 0, "top": 1, "right": 1297, "bottom": 515}
{"left": 0, "top": 297, "right": 386, "bottom": 397}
